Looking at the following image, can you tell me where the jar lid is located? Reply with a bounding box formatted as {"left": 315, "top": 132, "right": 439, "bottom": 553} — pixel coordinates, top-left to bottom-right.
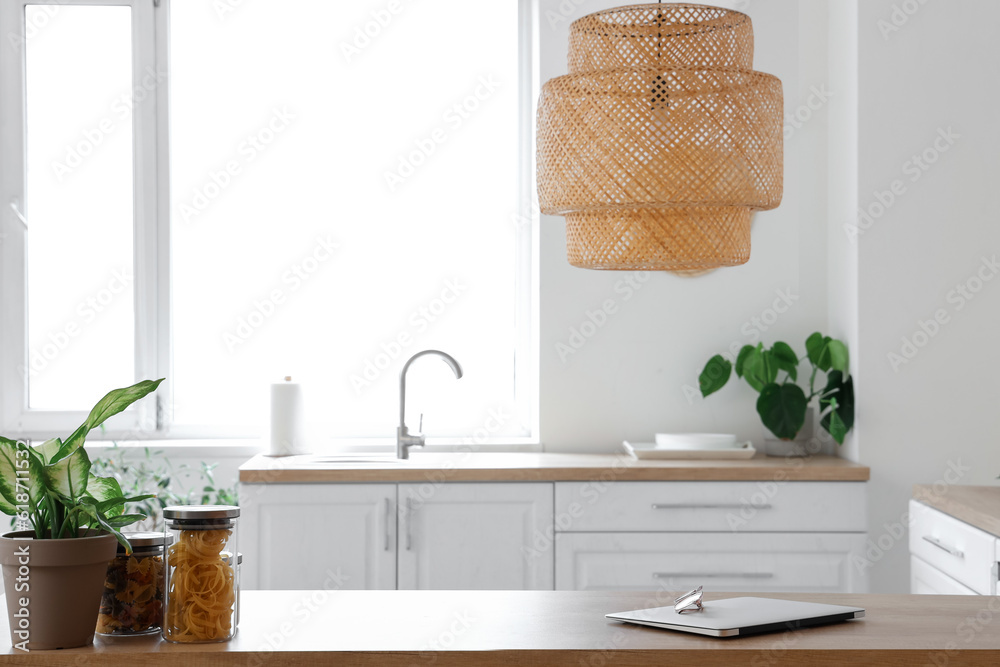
{"left": 118, "top": 531, "right": 173, "bottom": 553}
{"left": 163, "top": 505, "right": 240, "bottom": 520}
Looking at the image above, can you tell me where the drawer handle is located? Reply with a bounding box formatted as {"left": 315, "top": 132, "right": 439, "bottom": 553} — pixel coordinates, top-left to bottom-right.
{"left": 922, "top": 535, "right": 964, "bottom": 559}
{"left": 383, "top": 497, "right": 391, "bottom": 552}
{"left": 653, "top": 572, "right": 775, "bottom": 579}
{"left": 651, "top": 503, "right": 773, "bottom": 510}
{"left": 405, "top": 498, "right": 414, "bottom": 551}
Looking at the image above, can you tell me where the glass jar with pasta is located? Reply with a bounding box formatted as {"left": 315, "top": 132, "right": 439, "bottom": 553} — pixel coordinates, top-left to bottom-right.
{"left": 162, "top": 505, "right": 240, "bottom": 643}
{"left": 97, "top": 532, "right": 171, "bottom": 636}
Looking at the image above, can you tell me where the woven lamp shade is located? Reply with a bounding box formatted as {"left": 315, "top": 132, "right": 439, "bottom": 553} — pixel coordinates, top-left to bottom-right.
{"left": 537, "top": 3, "right": 783, "bottom": 271}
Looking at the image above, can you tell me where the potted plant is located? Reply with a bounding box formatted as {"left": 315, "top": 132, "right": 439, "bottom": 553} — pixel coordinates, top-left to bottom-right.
{"left": 697, "top": 333, "right": 854, "bottom": 456}
{"left": 0, "top": 379, "right": 163, "bottom": 650}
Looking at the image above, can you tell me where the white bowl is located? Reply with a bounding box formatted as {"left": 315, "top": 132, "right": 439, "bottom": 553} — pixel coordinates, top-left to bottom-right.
{"left": 654, "top": 433, "right": 739, "bottom": 450}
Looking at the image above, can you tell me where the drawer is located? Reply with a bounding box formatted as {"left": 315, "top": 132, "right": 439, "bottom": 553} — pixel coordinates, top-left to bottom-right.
{"left": 555, "top": 532, "right": 867, "bottom": 593}
{"left": 910, "top": 555, "right": 977, "bottom": 595}
{"left": 555, "top": 481, "right": 867, "bottom": 533}
{"left": 909, "top": 500, "right": 995, "bottom": 595}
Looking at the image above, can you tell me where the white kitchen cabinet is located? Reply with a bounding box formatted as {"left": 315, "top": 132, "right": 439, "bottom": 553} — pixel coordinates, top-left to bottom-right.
{"left": 555, "top": 532, "right": 868, "bottom": 593}
{"left": 240, "top": 475, "right": 866, "bottom": 593}
{"left": 241, "top": 483, "right": 397, "bottom": 590}
{"left": 397, "top": 483, "right": 554, "bottom": 590}
{"left": 242, "top": 481, "right": 553, "bottom": 591}
{"left": 552, "top": 480, "right": 868, "bottom": 593}
{"left": 910, "top": 555, "right": 977, "bottom": 595}
{"left": 909, "top": 500, "right": 997, "bottom": 595}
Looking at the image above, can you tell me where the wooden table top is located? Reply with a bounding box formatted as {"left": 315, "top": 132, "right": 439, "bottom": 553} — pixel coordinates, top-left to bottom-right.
{"left": 1, "top": 591, "right": 996, "bottom": 666}
{"left": 239, "top": 452, "right": 871, "bottom": 483}
{"left": 913, "top": 484, "right": 1000, "bottom": 538}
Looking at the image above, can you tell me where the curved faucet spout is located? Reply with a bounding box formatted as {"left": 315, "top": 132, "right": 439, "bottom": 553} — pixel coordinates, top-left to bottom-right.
{"left": 397, "top": 350, "right": 463, "bottom": 459}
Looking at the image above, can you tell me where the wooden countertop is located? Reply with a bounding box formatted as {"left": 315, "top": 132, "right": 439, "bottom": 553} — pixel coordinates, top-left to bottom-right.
{"left": 913, "top": 484, "right": 1000, "bottom": 538}
{"left": 2, "top": 591, "right": 997, "bottom": 666}
{"left": 239, "top": 452, "right": 870, "bottom": 483}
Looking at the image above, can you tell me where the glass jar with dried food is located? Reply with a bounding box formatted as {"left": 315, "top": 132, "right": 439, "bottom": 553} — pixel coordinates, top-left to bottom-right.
{"left": 97, "top": 532, "right": 171, "bottom": 636}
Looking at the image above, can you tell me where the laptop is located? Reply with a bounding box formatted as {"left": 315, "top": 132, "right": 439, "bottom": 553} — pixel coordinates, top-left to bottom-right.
{"left": 606, "top": 597, "right": 865, "bottom": 638}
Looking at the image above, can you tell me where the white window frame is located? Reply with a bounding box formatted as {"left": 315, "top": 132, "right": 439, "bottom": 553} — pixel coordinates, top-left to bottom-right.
{"left": 0, "top": 0, "right": 164, "bottom": 440}
{"left": 0, "top": 0, "right": 539, "bottom": 446}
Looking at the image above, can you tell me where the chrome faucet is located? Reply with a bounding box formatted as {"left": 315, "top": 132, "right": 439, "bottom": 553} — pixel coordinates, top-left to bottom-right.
{"left": 397, "top": 350, "right": 463, "bottom": 460}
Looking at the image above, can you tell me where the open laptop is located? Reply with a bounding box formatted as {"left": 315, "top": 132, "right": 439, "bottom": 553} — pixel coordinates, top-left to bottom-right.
{"left": 606, "top": 597, "right": 865, "bottom": 638}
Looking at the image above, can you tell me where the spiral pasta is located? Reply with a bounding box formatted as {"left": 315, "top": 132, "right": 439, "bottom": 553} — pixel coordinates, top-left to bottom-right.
{"left": 164, "top": 529, "right": 236, "bottom": 642}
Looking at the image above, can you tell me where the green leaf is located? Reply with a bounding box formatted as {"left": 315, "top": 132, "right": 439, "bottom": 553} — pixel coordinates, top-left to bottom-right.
{"left": 77, "top": 505, "right": 132, "bottom": 553}
{"left": 741, "top": 346, "right": 765, "bottom": 392}
{"left": 105, "top": 513, "right": 145, "bottom": 528}
{"left": 25, "top": 452, "right": 48, "bottom": 507}
{"left": 0, "top": 439, "right": 24, "bottom": 514}
{"left": 734, "top": 345, "right": 755, "bottom": 378}
{"left": 805, "top": 333, "right": 830, "bottom": 367}
{"left": 52, "top": 379, "right": 164, "bottom": 463}
{"left": 40, "top": 448, "right": 91, "bottom": 501}
{"left": 699, "top": 355, "right": 732, "bottom": 397}
{"left": 33, "top": 438, "right": 63, "bottom": 465}
{"left": 820, "top": 371, "right": 855, "bottom": 444}
{"left": 87, "top": 475, "right": 126, "bottom": 517}
{"left": 824, "top": 405, "right": 848, "bottom": 444}
{"left": 771, "top": 342, "right": 799, "bottom": 382}
{"left": 756, "top": 383, "right": 808, "bottom": 440}
{"left": 826, "top": 340, "right": 850, "bottom": 374}
{"left": 744, "top": 346, "right": 778, "bottom": 392}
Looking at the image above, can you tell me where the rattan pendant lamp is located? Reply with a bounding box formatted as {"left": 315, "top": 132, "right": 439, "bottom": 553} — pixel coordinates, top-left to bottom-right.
{"left": 536, "top": 3, "right": 783, "bottom": 271}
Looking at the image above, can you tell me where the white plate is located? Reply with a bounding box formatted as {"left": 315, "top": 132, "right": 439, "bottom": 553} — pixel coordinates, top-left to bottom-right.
{"left": 653, "top": 433, "right": 739, "bottom": 450}
{"left": 624, "top": 441, "right": 756, "bottom": 460}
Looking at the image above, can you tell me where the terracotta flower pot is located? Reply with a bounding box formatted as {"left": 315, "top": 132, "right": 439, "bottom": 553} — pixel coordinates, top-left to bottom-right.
{"left": 0, "top": 530, "right": 118, "bottom": 650}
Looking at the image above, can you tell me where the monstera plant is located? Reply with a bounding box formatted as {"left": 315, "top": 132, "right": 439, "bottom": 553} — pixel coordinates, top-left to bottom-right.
{"left": 0, "top": 379, "right": 164, "bottom": 650}
{"left": 698, "top": 334, "right": 854, "bottom": 444}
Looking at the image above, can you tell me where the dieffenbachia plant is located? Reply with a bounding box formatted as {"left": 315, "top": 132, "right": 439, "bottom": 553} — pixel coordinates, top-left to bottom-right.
{"left": 0, "top": 379, "right": 164, "bottom": 551}
{"left": 697, "top": 333, "right": 854, "bottom": 444}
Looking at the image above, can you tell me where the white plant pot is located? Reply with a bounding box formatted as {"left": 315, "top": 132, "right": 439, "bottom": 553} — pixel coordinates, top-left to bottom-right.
{"left": 763, "top": 408, "right": 831, "bottom": 457}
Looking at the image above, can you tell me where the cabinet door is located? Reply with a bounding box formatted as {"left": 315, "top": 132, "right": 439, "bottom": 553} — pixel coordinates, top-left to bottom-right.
{"left": 555, "top": 532, "right": 868, "bottom": 593}
{"left": 909, "top": 500, "right": 995, "bottom": 594}
{"left": 397, "top": 483, "right": 553, "bottom": 590}
{"left": 241, "top": 483, "right": 396, "bottom": 590}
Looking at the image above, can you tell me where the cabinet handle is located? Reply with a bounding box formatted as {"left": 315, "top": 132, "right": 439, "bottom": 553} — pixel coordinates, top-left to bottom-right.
{"left": 653, "top": 572, "right": 774, "bottom": 579}
{"left": 651, "top": 503, "right": 773, "bottom": 510}
{"left": 383, "top": 497, "right": 391, "bottom": 552}
{"left": 922, "top": 535, "right": 964, "bottom": 559}
{"left": 405, "top": 498, "right": 413, "bottom": 551}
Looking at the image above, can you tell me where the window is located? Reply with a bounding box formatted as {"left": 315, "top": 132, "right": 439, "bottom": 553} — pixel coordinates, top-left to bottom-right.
{"left": 0, "top": 0, "right": 538, "bottom": 446}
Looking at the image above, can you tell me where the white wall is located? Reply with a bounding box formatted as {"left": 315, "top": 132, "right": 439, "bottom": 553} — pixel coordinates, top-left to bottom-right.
{"left": 538, "top": 0, "right": 833, "bottom": 451}
{"left": 856, "top": 0, "right": 1000, "bottom": 593}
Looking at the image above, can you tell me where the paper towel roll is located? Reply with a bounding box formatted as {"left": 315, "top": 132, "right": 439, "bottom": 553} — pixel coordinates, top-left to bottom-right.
{"left": 269, "top": 377, "right": 306, "bottom": 456}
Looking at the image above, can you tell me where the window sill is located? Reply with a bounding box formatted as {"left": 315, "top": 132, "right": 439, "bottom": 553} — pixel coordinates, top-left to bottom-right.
{"left": 81, "top": 437, "right": 543, "bottom": 460}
